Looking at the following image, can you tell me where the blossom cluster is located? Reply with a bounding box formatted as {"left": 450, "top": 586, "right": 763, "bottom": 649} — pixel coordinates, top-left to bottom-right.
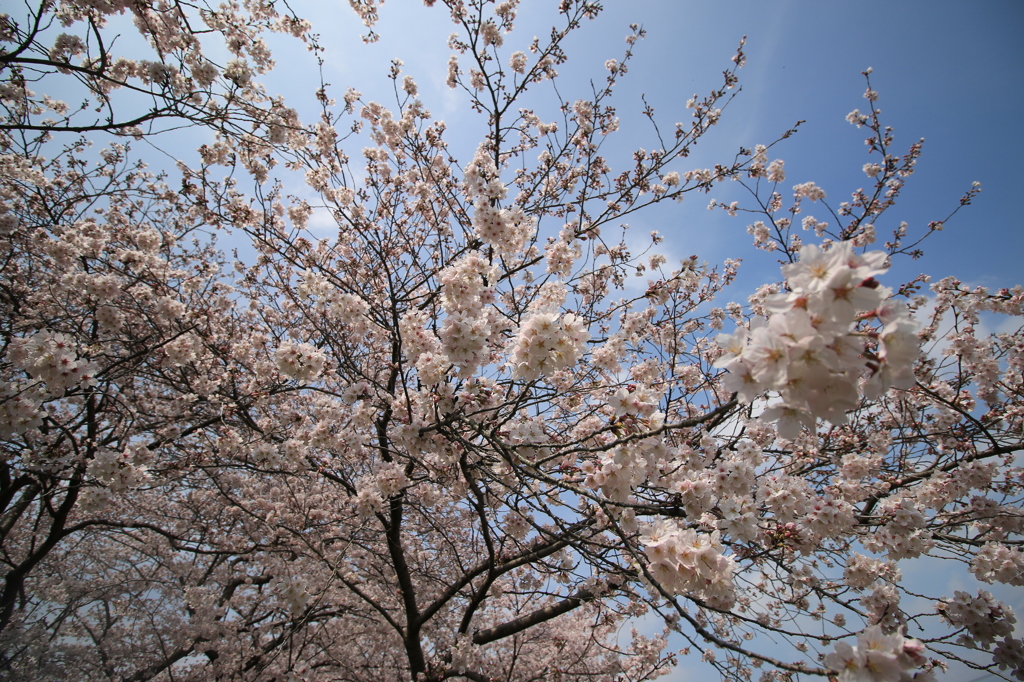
{"left": 936, "top": 589, "right": 1017, "bottom": 648}
{"left": 352, "top": 462, "right": 411, "bottom": 519}
{"left": 971, "top": 542, "right": 1024, "bottom": 586}
{"left": 274, "top": 575, "right": 312, "bottom": 617}
{"left": 77, "top": 486, "right": 115, "bottom": 515}
{"left": 297, "top": 270, "right": 374, "bottom": 337}
{"left": 509, "top": 312, "right": 589, "bottom": 381}
{"left": 438, "top": 252, "right": 508, "bottom": 377}
{"left": 7, "top": 330, "right": 99, "bottom": 397}
{"left": 545, "top": 222, "right": 583, "bottom": 276}
{"left": 0, "top": 381, "right": 47, "bottom": 439}
{"left": 275, "top": 341, "right": 327, "bottom": 382}
{"left": 640, "top": 518, "right": 736, "bottom": 609}
{"left": 608, "top": 384, "right": 661, "bottom": 418}
{"left": 87, "top": 443, "right": 152, "bottom": 493}
{"left": 715, "top": 241, "right": 919, "bottom": 438}
{"left": 250, "top": 439, "right": 309, "bottom": 472}
{"left": 583, "top": 442, "right": 655, "bottom": 504}
{"left": 825, "top": 625, "right": 931, "bottom": 682}
{"left": 843, "top": 553, "right": 901, "bottom": 590}
{"left": 993, "top": 637, "right": 1024, "bottom": 680}
{"left": 463, "top": 145, "right": 535, "bottom": 257}
{"left": 860, "top": 499, "right": 934, "bottom": 560}
{"left": 472, "top": 202, "right": 536, "bottom": 258}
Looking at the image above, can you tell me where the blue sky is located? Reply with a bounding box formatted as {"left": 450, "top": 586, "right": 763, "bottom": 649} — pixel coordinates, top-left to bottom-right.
{"left": 271, "top": 0, "right": 1023, "bottom": 300}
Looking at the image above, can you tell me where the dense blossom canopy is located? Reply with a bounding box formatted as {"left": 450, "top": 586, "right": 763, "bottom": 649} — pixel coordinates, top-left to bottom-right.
{"left": 0, "top": 1, "right": 1021, "bottom": 681}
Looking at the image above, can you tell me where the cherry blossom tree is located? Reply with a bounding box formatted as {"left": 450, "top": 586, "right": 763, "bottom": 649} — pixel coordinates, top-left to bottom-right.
{"left": 0, "top": 1, "right": 1021, "bottom": 681}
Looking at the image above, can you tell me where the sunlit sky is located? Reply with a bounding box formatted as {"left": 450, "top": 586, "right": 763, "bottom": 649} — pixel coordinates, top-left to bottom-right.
{"left": 250, "top": 2, "right": 1024, "bottom": 680}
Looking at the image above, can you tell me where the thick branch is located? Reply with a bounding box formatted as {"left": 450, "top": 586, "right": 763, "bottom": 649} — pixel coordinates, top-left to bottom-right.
{"left": 471, "top": 586, "right": 597, "bottom": 646}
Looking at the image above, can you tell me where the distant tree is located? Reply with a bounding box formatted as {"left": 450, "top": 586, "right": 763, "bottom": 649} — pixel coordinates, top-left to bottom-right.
{"left": 0, "top": 1, "right": 1020, "bottom": 680}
